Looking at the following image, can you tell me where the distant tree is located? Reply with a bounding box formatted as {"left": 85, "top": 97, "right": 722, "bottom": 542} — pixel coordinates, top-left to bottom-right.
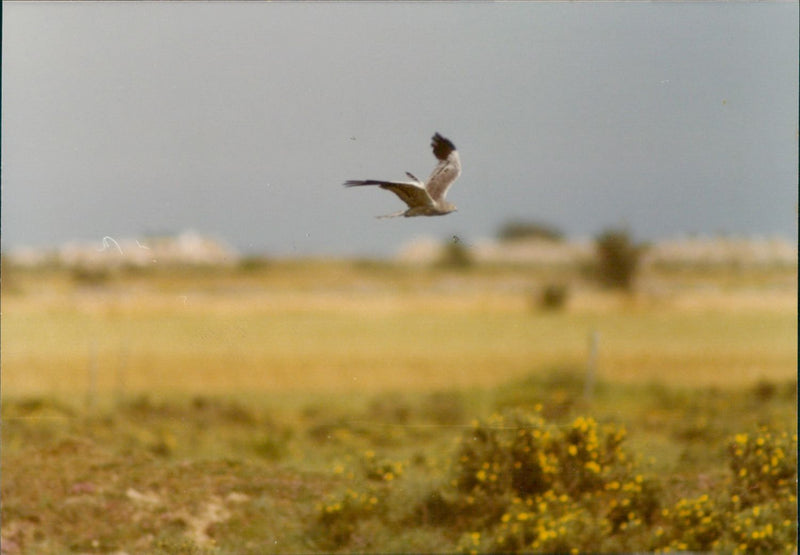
{"left": 497, "top": 220, "right": 564, "bottom": 242}
{"left": 594, "top": 228, "right": 645, "bottom": 291}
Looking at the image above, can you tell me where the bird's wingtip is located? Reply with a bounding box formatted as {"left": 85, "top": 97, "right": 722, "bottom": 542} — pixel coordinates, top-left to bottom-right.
{"left": 431, "top": 132, "right": 456, "bottom": 160}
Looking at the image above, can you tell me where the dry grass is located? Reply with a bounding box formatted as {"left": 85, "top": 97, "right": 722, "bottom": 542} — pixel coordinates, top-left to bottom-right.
{"left": 1, "top": 260, "right": 796, "bottom": 553}
{"left": 1, "top": 262, "right": 796, "bottom": 399}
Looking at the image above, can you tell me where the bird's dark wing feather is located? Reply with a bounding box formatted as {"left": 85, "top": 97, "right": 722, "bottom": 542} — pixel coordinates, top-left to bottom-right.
{"left": 344, "top": 180, "right": 433, "bottom": 209}
{"left": 425, "top": 133, "right": 462, "bottom": 202}
{"left": 431, "top": 133, "right": 456, "bottom": 161}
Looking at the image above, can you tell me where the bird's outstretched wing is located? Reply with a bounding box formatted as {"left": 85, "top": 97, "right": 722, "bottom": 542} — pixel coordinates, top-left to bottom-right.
{"left": 344, "top": 180, "right": 434, "bottom": 209}
{"left": 425, "top": 133, "right": 461, "bottom": 203}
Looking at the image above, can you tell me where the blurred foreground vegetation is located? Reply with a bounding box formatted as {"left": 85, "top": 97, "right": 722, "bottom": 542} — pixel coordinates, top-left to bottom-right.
{"left": 2, "top": 374, "right": 796, "bottom": 553}
{"left": 1, "top": 257, "right": 797, "bottom": 552}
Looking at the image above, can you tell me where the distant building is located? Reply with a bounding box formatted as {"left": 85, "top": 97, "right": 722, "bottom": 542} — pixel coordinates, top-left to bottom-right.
{"left": 396, "top": 235, "right": 797, "bottom": 268}
{"left": 397, "top": 236, "right": 594, "bottom": 267}
{"left": 6, "top": 231, "right": 240, "bottom": 269}
{"left": 642, "top": 236, "right": 797, "bottom": 268}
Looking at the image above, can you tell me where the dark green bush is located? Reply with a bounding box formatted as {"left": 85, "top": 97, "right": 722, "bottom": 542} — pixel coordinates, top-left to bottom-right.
{"left": 594, "top": 228, "right": 645, "bottom": 291}
{"left": 536, "top": 283, "right": 570, "bottom": 311}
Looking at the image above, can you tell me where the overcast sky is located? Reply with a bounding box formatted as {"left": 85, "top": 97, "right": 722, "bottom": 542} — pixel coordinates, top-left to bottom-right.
{"left": 2, "top": 2, "right": 797, "bottom": 257}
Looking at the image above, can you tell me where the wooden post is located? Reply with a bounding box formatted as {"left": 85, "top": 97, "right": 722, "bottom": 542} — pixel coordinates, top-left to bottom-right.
{"left": 584, "top": 330, "right": 599, "bottom": 401}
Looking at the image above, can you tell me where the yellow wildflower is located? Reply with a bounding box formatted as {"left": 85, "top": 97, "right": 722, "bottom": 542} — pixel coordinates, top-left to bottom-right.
{"left": 735, "top": 433, "right": 748, "bottom": 445}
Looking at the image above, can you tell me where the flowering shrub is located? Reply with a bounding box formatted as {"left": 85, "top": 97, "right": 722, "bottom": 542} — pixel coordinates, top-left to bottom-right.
{"left": 448, "top": 409, "right": 663, "bottom": 552}
{"left": 661, "top": 493, "right": 725, "bottom": 551}
{"left": 719, "top": 428, "right": 798, "bottom": 553}
{"left": 313, "top": 486, "right": 387, "bottom": 549}
{"left": 453, "top": 411, "right": 641, "bottom": 502}
{"left": 657, "top": 428, "right": 797, "bottom": 554}
{"left": 728, "top": 429, "right": 796, "bottom": 507}
{"left": 309, "top": 450, "right": 403, "bottom": 549}
{"left": 447, "top": 411, "right": 796, "bottom": 553}
{"left": 724, "top": 502, "right": 797, "bottom": 553}
{"left": 306, "top": 409, "right": 796, "bottom": 553}
{"left": 361, "top": 449, "right": 405, "bottom": 482}
{"left": 490, "top": 491, "right": 603, "bottom": 553}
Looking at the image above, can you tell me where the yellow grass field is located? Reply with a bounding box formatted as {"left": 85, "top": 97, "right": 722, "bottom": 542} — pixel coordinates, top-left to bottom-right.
{"left": 2, "top": 260, "right": 797, "bottom": 553}
{"left": 2, "top": 262, "right": 796, "bottom": 398}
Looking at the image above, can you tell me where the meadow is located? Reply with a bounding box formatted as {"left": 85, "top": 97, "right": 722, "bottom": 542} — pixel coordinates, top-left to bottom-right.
{"left": 1, "top": 258, "right": 797, "bottom": 553}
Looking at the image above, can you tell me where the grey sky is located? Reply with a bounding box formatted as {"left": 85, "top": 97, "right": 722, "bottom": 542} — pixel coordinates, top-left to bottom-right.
{"left": 2, "top": 2, "right": 797, "bottom": 257}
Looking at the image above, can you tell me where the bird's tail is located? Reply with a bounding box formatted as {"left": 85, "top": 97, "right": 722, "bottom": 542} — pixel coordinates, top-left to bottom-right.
{"left": 376, "top": 210, "right": 406, "bottom": 219}
{"left": 405, "top": 172, "right": 423, "bottom": 185}
{"left": 344, "top": 179, "right": 420, "bottom": 188}
{"left": 344, "top": 180, "right": 395, "bottom": 187}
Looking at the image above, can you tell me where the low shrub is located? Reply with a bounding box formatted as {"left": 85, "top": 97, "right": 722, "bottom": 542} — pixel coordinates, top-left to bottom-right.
{"left": 657, "top": 427, "right": 797, "bottom": 553}
{"left": 440, "top": 410, "right": 663, "bottom": 552}
{"left": 440, "top": 411, "right": 795, "bottom": 553}
{"left": 727, "top": 429, "right": 796, "bottom": 508}
{"left": 724, "top": 501, "right": 798, "bottom": 553}
{"left": 661, "top": 493, "right": 725, "bottom": 551}
{"left": 312, "top": 485, "right": 388, "bottom": 550}
{"left": 302, "top": 405, "right": 797, "bottom": 554}
{"left": 536, "top": 283, "right": 570, "bottom": 311}
{"left": 309, "top": 450, "right": 404, "bottom": 550}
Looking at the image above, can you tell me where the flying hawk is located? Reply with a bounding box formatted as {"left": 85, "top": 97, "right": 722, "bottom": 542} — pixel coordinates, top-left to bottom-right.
{"left": 345, "top": 133, "right": 461, "bottom": 218}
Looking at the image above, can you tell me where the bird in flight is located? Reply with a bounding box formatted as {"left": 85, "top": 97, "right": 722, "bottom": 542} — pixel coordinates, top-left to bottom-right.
{"left": 345, "top": 133, "right": 461, "bottom": 218}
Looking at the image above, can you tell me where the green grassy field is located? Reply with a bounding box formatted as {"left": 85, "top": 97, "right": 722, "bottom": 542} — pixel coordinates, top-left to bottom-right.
{"left": 2, "top": 261, "right": 797, "bottom": 553}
